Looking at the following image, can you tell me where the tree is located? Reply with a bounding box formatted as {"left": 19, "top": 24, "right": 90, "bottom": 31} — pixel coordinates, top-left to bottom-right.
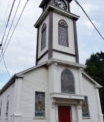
{"left": 85, "top": 52, "right": 104, "bottom": 114}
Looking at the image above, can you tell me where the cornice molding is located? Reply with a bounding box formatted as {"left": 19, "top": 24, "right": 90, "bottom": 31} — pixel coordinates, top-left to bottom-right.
{"left": 34, "top": 5, "right": 79, "bottom": 28}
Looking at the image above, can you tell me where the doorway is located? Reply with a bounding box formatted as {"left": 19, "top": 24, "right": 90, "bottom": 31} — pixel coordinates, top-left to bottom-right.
{"left": 58, "top": 106, "right": 71, "bottom": 122}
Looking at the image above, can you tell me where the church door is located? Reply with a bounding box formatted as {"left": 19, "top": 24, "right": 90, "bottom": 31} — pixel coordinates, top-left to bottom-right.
{"left": 58, "top": 106, "right": 71, "bottom": 122}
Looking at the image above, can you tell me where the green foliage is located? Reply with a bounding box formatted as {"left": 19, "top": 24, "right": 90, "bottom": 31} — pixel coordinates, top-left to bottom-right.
{"left": 85, "top": 52, "right": 104, "bottom": 114}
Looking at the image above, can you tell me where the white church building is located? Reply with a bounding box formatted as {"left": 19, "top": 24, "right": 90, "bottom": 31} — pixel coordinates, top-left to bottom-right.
{"left": 0, "top": 0, "right": 103, "bottom": 122}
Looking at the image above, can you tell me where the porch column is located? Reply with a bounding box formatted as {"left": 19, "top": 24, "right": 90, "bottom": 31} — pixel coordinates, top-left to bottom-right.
{"left": 76, "top": 104, "right": 83, "bottom": 122}
{"left": 49, "top": 104, "right": 58, "bottom": 122}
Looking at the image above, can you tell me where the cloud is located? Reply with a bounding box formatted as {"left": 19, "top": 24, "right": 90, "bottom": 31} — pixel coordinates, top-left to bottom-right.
{"left": 82, "top": 2, "right": 99, "bottom": 13}
{"left": 0, "top": 0, "right": 42, "bottom": 85}
{"left": 71, "top": 0, "right": 99, "bottom": 15}
{"left": 0, "top": 0, "right": 104, "bottom": 88}
{"left": 82, "top": 19, "right": 102, "bottom": 30}
{"left": 79, "top": 50, "right": 90, "bottom": 64}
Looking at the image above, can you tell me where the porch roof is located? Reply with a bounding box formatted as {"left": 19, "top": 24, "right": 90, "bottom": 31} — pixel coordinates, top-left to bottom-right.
{"left": 50, "top": 93, "right": 84, "bottom": 105}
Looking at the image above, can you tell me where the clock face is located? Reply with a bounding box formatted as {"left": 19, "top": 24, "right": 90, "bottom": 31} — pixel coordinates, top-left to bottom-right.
{"left": 54, "top": 0, "right": 67, "bottom": 10}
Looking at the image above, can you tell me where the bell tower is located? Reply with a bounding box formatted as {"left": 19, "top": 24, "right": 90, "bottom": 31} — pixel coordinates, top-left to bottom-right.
{"left": 35, "top": 0, "right": 79, "bottom": 65}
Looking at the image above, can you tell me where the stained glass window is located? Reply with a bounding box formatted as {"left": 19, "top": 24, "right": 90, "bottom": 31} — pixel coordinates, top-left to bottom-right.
{"left": 41, "top": 23, "right": 46, "bottom": 50}
{"left": 61, "top": 69, "right": 75, "bottom": 94}
{"left": 82, "top": 96, "right": 90, "bottom": 118}
{"left": 35, "top": 92, "right": 45, "bottom": 117}
{"left": 58, "top": 20, "right": 69, "bottom": 47}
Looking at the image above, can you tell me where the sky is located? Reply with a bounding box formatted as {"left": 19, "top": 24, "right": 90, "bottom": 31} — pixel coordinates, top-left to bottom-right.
{"left": 0, "top": 0, "right": 104, "bottom": 88}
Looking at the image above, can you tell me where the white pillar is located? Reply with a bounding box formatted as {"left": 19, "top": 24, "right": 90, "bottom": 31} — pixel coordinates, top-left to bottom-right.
{"left": 71, "top": 105, "right": 78, "bottom": 122}
{"left": 13, "top": 77, "right": 23, "bottom": 122}
{"left": 76, "top": 104, "right": 83, "bottom": 122}
{"left": 50, "top": 106, "right": 57, "bottom": 122}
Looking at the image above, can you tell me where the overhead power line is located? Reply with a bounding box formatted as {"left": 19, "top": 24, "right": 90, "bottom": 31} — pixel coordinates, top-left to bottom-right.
{"left": 0, "top": 0, "right": 16, "bottom": 45}
{"left": 0, "top": 0, "right": 29, "bottom": 64}
{"left": 1, "top": 54, "right": 11, "bottom": 77}
{"left": 2, "top": 0, "right": 22, "bottom": 52}
{"left": 3, "top": 0, "right": 29, "bottom": 55}
{"left": 0, "top": 0, "right": 11, "bottom": 34}
{"left": 0, "top": 0, "right": 11, "bottom": 47}
{"left": 74, "top": 0, "right": 104, "bottom": 41}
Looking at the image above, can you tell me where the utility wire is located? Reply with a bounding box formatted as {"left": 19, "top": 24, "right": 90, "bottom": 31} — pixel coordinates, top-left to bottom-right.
{"left": 74, "top": 0, "right": 104, "bottom": 41}
{"left": 0, "top": 0, "right": 11, "bottom": 34}
{"left": 0, "top": 0, "right": 16, "bottom": 46}
{"left": 1, "top": 0, "right": 22, "bottom": 53}
{"left": 1, "top": 54, "right": 11, "bottom": 77}
{"left": 0, "top": 0, "right": 29, "bottom": 64}
{"left": 0, "top": 0, "right": 11, "bottom": 46}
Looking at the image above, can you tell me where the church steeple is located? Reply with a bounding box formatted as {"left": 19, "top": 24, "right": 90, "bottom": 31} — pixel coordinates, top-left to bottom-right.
{"left": 39, "top": 0, "right": 72, "bottom": 12}
{"left": 35, "top": 0, "right": 79, "bottom": 65}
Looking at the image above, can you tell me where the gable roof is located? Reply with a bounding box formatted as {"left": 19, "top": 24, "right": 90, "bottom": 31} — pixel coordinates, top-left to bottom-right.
{"left": 0, "top": 75, "right": 23, "bottom": 95}
{"left": 0, "top": 59, "right": 102, "bottom": 95}
{"left": 16, "top": 59, "right": 85, "bottom": 76}
{"left": 82, "top": 72, "right": 102, "bottom": 88}
{"left": 16, "top": 62, "right": 47, "bottom": 76}
{"left": 0, "top": 62, "right": 47, "bottom": 95}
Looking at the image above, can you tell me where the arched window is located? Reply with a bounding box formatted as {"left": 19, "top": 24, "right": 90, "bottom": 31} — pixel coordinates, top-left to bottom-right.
{"left": 41, "top": 23, "right": 47, "bottom": 50}
{"left": 61, "top": 69, "right": 75, "bottom": 94}
{"left": 58, "top": 20, "right": 69, "bottom": 47}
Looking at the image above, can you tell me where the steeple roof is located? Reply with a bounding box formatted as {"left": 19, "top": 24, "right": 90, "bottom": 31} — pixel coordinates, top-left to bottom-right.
{"left": 39, "top": 0, "right": 72, "bottom": 8}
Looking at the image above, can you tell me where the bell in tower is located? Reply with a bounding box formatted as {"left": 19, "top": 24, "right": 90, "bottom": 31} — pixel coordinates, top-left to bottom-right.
{"left": 35, "top": 0, "right": 79, "bottom": 65}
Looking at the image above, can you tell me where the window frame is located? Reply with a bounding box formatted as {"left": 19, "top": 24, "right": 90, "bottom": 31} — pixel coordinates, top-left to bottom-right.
{"left": 58, "top": 19, "right": 69, "bottom": 47}
{"left": 61, "top": 69, "right": 75, "bottom": 94}
{"left": 82, "top": 96, "right": 90, "bottom": 119}
{"left": 35, "top": 91, "right": 45, "bottom": 118}
{"left": 41, "top": 23, "right": 47, "bottom": 51}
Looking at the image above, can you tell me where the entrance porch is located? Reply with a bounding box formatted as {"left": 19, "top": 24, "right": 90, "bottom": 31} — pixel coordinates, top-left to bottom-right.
{"left": 50, "top": 93, "right": 84, "bottom": 122}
